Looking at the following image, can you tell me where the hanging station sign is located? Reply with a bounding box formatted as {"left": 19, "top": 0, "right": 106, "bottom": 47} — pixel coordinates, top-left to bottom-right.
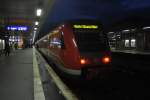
{"left": 7, "top": 26, "right": 28, "bottom": 31}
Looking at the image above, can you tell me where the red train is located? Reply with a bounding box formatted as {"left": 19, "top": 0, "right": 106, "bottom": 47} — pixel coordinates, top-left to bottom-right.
{"left": 36, "top": 20, "right": 111, "bottom": 79}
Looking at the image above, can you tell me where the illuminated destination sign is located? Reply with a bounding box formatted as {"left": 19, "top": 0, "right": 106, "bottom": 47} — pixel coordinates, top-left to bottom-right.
{"left": 7, "top": 26, "right": 28, "bottom": 31}
{"left": 73, "top": 25, "right": 98, "bottom": 29}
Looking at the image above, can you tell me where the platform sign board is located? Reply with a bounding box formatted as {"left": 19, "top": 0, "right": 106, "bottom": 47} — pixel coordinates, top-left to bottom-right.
{"left": 7, "top": 26, "right": 28, "bottom": 31}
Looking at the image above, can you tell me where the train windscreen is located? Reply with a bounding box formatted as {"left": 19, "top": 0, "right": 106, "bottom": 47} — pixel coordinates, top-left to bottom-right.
{"left": 73, "top": 25, "right": 109, "bottom": 52}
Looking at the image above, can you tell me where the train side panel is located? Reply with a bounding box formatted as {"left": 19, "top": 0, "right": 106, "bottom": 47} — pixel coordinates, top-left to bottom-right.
{"left": 59, "top": 24, "right": 82, "bottom": 70}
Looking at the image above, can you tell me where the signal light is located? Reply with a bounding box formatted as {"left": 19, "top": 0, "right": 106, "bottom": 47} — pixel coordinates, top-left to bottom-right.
{"left": 80, "top": 59, "right": 86, "bottom": 65}
{"left": 102, "top": 57, "right": 111, "bottom": 64}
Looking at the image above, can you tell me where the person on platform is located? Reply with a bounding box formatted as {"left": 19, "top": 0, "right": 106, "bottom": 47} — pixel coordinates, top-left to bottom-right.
{"left": 4, "top": 43, "right": 10, "bottom": 56}
{"left": 14, "top": 43, "right": 18, "bottom": 50}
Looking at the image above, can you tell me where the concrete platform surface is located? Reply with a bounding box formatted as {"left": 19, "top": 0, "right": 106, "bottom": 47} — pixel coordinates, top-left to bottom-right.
{"left": 0, "top": 49, "right": 33, "bottom": 100}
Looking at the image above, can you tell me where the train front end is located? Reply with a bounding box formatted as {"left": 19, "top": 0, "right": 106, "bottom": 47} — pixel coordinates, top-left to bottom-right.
{"left": 70, "top": 22, "right": 112, "bottom": 79}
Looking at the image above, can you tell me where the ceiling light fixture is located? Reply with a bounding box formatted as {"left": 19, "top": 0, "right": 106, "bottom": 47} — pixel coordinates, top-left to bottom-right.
{"left": 36, "top": 8, "right": 42, "bottom": 16}
{"left": 143, "top": 26, "right": 150, "bottom": 30}
{"left": 108, "top": 32, "right": 114, "bottom": 34}
{"left": 34, "top": 27, "right": 37, "bottom": 30}
{"left": 35, "top": 21, "right": 39, "bottom": 25}
{"left": 122, "top": 29, "right": 130, "bottom": 32}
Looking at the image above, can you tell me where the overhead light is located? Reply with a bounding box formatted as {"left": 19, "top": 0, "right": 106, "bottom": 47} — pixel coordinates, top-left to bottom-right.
{"left": 125, "top": 39, "right": 129, "bottom": 42}
{"left": 122, "top": 29, "right": 130, "bottom": 32}
{"left": 36, "top": 8, "right": 42, "bottom": 16}
{"left": 108, "top": 32, "right": 114, "bottom": 34}
{"left": 131, "top": 39, "right": 136, "bottom": 42}
{"left": 34, "top": 27, "right": 37, "bottom": 30}
{"left": 143, "top": 26, "right": 150, "bottom": 30}
{"left": 35, "top": 21, "right": 39, "bottom": 25}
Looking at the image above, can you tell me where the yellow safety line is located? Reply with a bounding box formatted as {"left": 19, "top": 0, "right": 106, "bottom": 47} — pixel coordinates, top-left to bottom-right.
{"left": 33, "top": 47, "right": 45, "bottom": 100}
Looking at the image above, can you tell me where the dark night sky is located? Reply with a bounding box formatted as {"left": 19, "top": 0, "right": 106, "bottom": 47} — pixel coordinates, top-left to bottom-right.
{"left": 40, "top": 0, "right": 150, "bottom": 35}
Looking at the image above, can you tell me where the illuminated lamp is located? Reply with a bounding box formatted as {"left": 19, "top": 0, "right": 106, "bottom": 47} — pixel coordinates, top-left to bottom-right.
{"left": 34, "top": 28, "right": 37, "bottom": 30}
{"left": 102, "top": 57, "right": 111, "bottom": 64}
{"left": 122, "top": 29, "right": 130, "bottom": 32}
{"left": 80, "top": 59, "right": 86, "bottom": 65}
{"left": 35, "top": 21, "right": 39, "bottom": 25}
{"left": 36, "top": 8, "right": 42, "bottom": 16}
{"left": 143, "top": 26, "right": 150, "bottom": 30}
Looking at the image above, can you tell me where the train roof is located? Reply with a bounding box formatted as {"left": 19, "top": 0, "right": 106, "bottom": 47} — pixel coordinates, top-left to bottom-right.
{"left": 63, "top": 19, "right": 103, "bottom": 25}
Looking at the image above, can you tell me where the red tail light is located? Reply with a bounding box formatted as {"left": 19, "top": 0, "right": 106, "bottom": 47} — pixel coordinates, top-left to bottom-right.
{"left": 102, "top": 57, "right": 111, "bottom": 64}
{"left": 80, "top": 59, "right": 86, "bottom": 65}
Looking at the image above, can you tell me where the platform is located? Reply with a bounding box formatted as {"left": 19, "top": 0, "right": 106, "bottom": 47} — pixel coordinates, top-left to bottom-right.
{"left": 111, "top": 49, "right": 150, "bottom": 55}
{"left": 0, "top": 49, "right": 33, "bottom": 100}
{"left": 0, "top": 48, "right": 45, "bottom": 100}
{"left": 0, "top": 48, "right": 76, "bottom": 100}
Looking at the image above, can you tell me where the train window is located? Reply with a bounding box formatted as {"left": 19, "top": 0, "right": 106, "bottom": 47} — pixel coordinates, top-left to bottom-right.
{"left": 49, "top": 32, "right": 65, "bottom": 49}
{"left": 50, "top": 37, "right": 61, "bottom": 48}
{"left": 73, "top": 30, "right": 109, "bottom": 52}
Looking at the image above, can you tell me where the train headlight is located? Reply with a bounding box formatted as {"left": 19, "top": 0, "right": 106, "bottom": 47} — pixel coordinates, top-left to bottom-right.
{"left": 102, "top": 57, "right": 111, "bottom": 64}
